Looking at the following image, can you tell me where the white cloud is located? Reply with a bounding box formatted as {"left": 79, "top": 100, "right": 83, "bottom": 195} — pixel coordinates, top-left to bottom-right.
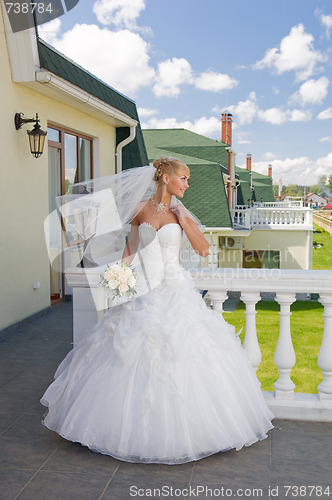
{"left": 195, "top": 71, "right": 238, "bottom": 92}
{"left": 137, "top": 107, "right": 158, "bottom": 118}
{"left": 38, "top": 18, "right": 61, "bottom": 45}
{"left": 288, "top": 109, "right": 312, "bottom": 122}
{"left": 223, "top": 92, "right": 312, "bottom": 126}
{"left": 93, "top": 0, "right": 146, "bottom": 30}
{"left": 191, "top": 116, "right": 222, "bottom": 136}
{"left": 227, "top": 92, "right": 259, "bottom": 125}
{"left": 152, "top": 58, "right": 194, "bottom": 98}
{"left": 41, "top": 23, "right": 155, "bottom": 96}
{"left": 258, "top": 107, "right": 286, "bottom": 125}
{"left": 241, "top": 154, "right": 332, "bottom": 185}
{"left": 290, "top": 77, "right": 329, "bottom": 106}
{"left": 316, "top": 10, "right": 332, "bottom": 38}
{"left": 254, "top": 24, "right": 326, "bottom": 81}
{"left": 258, "top": 107, "right": 311, "bottom": 125}
{"left": 262, "top": 152, "right": 279, "bottom": 161}
{"left": 141, "top": 115, "right": 221, "bottom": 138}
{"left": 317, "top": 107, "right": 332, "bottom": 120}
{"left": 320, "top": 136, "right": 332, "bottom": 143}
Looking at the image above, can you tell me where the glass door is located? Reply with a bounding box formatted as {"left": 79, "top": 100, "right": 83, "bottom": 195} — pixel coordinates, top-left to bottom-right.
{"left": 47, "top": 125, "right": 93, "bottom": 304}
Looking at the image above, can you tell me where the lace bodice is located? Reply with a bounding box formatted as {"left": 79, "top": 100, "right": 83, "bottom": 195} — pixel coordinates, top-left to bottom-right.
{"left": 137, "top": 222, "right": 186, "bottom": 288}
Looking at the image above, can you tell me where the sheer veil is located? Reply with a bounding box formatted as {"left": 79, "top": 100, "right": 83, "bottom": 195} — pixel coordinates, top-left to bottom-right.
{"left": 56, "top": 164, "right": 202, "bottom": 269}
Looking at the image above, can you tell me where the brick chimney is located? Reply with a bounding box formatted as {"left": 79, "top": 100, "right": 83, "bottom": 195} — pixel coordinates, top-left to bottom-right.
{"left": 221, "top": 113, "right": 232, "bottom": 146}
{"left": 268, "top": 164, "right": 273, "bottom": 178}
{"left": 246, "top": 154, "right": 252, "bottom": 171}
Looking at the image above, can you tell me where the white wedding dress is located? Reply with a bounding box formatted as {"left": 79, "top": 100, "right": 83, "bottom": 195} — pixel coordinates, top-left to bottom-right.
{"left": 41, "top": 222, "right": 274, "bottom": 464}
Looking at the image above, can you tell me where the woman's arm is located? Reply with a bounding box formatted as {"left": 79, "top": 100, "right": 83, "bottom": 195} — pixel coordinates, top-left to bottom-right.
{"left": 171, "top": 206, "right": 210, "bottom": 258}
{"left": 122, "top": 220, "right": 140, "bottom": 265}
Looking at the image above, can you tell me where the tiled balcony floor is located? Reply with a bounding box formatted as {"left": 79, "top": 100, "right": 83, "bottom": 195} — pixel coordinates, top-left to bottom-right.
{"left": 0, "top": 302, "right": 331, "bottom": 500}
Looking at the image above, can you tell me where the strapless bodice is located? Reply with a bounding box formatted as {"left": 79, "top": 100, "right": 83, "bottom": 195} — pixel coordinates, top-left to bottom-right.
{"left": 138, "top": 222, "right": 186, "bottom": 288}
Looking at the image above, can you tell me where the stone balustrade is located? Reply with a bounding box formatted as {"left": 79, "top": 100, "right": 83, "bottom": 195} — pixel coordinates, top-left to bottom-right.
{"left": 65, "top": 266, "right": 332, "bottom": 423}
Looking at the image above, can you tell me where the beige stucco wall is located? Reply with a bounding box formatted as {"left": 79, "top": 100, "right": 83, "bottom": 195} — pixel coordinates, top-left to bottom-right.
{"left": 204, "top": 229, "right": 312, "bottom": 270}
{"left": 0, "top": 20, "right": 117, "bottom": 330}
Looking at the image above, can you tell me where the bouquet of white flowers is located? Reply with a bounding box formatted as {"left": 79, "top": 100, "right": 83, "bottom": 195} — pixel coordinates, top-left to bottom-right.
{"left": 100, "top": 262, "right": 137, "bottom": 301}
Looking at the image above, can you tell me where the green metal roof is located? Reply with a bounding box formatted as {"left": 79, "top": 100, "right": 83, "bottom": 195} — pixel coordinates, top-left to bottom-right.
{"left": 143, "top": 129, "right": 232, "bottom": 227}
{"left": 235, "top": 168, "right": 252, "bottom": 205}
{"left": 183, "top": 165, "right": 231, "bottom": 227}
{"left": 236, "top": 167, "right": 274, "bottom": 204}
{"left": 143, "top": 128, "right": 229, "bottom": 166}
{"left": 37, "top": 39, "right": 148, "bottom": 169}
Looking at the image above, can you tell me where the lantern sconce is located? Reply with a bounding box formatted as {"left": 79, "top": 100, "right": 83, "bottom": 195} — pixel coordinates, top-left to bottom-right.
{"left": 14, "top": 112, "right": 47, "bottom": 158}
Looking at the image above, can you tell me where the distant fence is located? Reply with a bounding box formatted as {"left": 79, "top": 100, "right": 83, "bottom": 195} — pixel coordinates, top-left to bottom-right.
{"left": 313, "top": 212, "right": 332, "bottom": 235}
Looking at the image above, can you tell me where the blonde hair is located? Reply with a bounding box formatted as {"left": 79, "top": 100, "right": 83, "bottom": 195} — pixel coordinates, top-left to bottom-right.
{"left": 153, "top": 156, "right": 190, "bottom": 182}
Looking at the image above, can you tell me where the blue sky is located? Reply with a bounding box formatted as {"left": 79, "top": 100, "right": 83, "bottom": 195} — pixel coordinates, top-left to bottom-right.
{"left": 39, "top": 0, "right": 332, "bottom": 186}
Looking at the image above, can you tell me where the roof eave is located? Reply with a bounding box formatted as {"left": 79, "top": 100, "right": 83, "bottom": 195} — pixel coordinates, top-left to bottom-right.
{"left": 32, "top": 70, "right": 137, "bottom": 127}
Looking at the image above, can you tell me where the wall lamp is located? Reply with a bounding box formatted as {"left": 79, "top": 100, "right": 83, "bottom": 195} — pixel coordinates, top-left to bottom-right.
{"left": 15, "top": 113, "right": 47, "bottom": 158}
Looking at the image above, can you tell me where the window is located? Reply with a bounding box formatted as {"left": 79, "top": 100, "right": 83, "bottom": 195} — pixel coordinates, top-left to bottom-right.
{"left": 243, "top": 250, "right": 280, "bottom": 269}
{"left": 47, "top": 126, "right": 93, "bottom": 194}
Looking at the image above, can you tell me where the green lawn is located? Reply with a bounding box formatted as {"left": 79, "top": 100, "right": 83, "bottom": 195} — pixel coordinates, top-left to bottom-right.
{"left": 312, "top": 224, "right": 332, "bottom": 270}
{"left": 224, "top": 300, "right": 324, "bottom": 394}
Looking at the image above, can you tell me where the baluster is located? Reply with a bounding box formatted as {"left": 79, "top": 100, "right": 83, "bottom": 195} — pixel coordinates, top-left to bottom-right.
{"left": 318, "top": 295, "right": 332, "bottom": 400}
{"left": 209, "top": 291, "right": 228, "bottom": 313}
{"left": 241, "top": 292, "right": 261, "bottom": 371}
{"left": 245, "top": 210, "right": 251, "bottom": 228}
{"left": 274, "top": 293, "right": 296, "bottom": 398}
{"left": 281, "top": 210, "right": 285, "bottom": 224}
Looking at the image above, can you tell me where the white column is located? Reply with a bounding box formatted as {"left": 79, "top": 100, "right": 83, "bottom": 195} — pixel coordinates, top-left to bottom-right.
{"left": 318, "top": 295, "right": 332, "bottom": 400}
{"left": 274, "top": 293, "right": 296, "bottom": 398}
{"left": 240, "top": 292, "right": 261, "bottom": 371}
{"left": 209, "top": 291, "right": 228, "bottom": 313}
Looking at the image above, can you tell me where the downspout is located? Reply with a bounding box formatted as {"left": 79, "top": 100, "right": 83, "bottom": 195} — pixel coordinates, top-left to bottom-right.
{"left": 116, "top": 125, "right": 137, "bottom": 173}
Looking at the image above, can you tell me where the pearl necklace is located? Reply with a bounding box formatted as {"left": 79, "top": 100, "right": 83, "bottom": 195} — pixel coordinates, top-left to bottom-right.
{"left": 149, "top": 197, "right": 170, "bottom": 217}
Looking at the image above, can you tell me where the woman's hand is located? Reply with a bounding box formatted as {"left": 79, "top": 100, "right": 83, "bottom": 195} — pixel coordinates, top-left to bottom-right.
{"left": 170, "top": 204, "right": 189, "bottom": 228}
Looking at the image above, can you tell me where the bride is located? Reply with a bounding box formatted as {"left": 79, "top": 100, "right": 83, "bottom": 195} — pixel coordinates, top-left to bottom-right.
{"left": 41, "top": 156, "right": 274, "bottom": 465}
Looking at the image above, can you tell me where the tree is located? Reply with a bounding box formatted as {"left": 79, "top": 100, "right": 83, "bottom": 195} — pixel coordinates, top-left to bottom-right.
{"left": 282, "top": 184, "right": 304, "bottom": 197}
{"left": 309, "top": 184, "right": 319, "bottom": 194}
{"left": 318, "top": 175, "right": 327, "bottom": 194}
{"left": 327, "top": 175, "right": 332, "bottom": 191}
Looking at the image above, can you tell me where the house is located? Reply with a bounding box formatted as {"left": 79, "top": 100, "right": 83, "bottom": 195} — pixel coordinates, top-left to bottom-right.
{"left": 143, "top": 118, "right": 312, "bottom": 271}
{"left": 306, "top": 193, "right": 328, "bottom": 208}
{"left": 0, "top": 6, "right": 147, "bottom": 331}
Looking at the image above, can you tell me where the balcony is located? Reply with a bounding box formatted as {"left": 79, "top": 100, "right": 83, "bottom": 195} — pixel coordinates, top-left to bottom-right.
{"left": 230, "top": 203, "right": 313, "bottom": 230}
{"left": 66, "top": 266, "right": 332, "bottom": 424}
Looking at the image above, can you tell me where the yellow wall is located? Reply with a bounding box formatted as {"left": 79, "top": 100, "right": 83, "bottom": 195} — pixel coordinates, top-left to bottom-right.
{"left": 0, "top": 21, "right": 117, "bottom": 330}
{"left": 204, "top": 230, "right": 311, "bottom": 270}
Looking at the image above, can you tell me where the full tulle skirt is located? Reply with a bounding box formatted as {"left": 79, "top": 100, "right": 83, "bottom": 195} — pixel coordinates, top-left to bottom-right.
{"left": 41, "top": 278, "right": 274, "bottom": 464}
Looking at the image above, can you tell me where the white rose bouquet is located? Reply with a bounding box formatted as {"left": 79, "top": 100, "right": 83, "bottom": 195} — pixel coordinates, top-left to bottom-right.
{"left": 100, "top": 262, "right": 137, "bottom": 301}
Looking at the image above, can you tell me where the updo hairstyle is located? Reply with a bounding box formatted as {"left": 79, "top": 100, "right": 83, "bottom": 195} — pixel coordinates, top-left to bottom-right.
{"left": 153, "top": 156, "right": 190, "bottom": 182}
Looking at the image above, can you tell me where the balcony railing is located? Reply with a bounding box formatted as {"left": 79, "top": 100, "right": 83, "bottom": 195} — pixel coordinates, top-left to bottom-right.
{"left": 230, "top": 205, "right": 313, "bottom": 230}
{"left": 253, "top": 200, "right": 304, "bottom": 208}
{"left": 66, "top": 266, "right": 332, "bottom": 423}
